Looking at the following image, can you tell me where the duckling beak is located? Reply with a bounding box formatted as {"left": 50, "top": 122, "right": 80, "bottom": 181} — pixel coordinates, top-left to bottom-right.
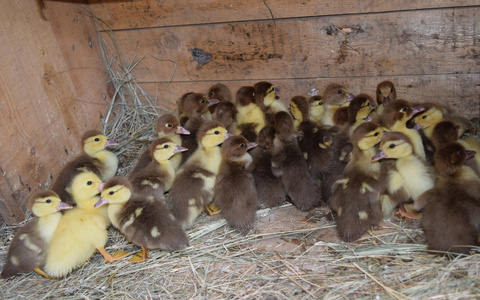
{"left": 176, "top": 126, "right": 190, "bottom": 135}
{"left": 412, "top": 106, "right": 425, "bottom": 115}
{"left": 346, "top": 93, "right": 355, "bottom": 102}
{"left": 372, "top": 150, "right": 387, "bottom": 162}
{"left": 413, "top": 123, "right": 424, "bottom": 131}
{"left": 224, "top": 132, "right": 234, "bottom": 140}
{"left": 465, "top": 150, "right": 476, "bottom": 161}
{"left": 105, "top": 139, "right": 119, "bottom": 147}
{"left": 383, "top": 97, "right": 391, "bottom": 105}
{"left": 94, "top": 197, "right": 109, "bottom": 208}
{"left": 364, "top": 115, "right": 373, "bottom": 122}
{"left": 56, "top": 202, "right": 73, "bottom": 211}
{"left": 247, "top": 142, "right": 258, "bottom": 150}
{"left": 207, "top": 99, "right": 220, "bottom": 107}
{"left": 174, "top": 145, "right": 188, "bottom": 153}
{"left": 98, "top": 182, "right": 105, "bottom": 192}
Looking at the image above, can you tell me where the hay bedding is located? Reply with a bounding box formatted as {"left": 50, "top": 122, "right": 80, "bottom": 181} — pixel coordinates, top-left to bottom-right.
{"left": 1, "top": 14, "right": 480, "bottom": 300}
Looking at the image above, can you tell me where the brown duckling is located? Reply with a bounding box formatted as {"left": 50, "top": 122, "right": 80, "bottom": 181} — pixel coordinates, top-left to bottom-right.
{"left": 51, "top": 130, "right": 118, "bottom": 205}
{"left": 168, "top": 121, "right": 232, "bottom": 229}
{"left": 372, "top": 131, "right": 435, "bottom": 218}
{"left": 234, "top": 86, "right": 265, "bottom": 142}
{"left": 254, "top": 81, "right": 287, "bottom": 125}
{"left": 319, "top": 83, "right": 354, "bottom": 126}
{"left": 215, "top": 135, "right": 258, "bottom": 233}
{"left": 1, "top": 190, "right": 72, "bottom": 279}
{"left": 375, "top": 80, "right": 397, "bottom": 115}
{"left": 95, "top": 177, "right": 189, "bottom": 263}
{"left": 179, "top": 92, "right": 219, "bottom": 165}
{"left": 330, "top": 122, "right": 384, "bottom": 242}
{"left": 214, "top": 101, "right": 237, "bottom": 133}
{"left": 206, "top": 83, "right": 232, "bottom": 115}
{"left": 417, "top": 142, "right": 480, "bottom": 255}
{"left": 249, "top": 126, "right": 286, "bottom": 208}
{"left": 271, "top": 111, "right": 321, "bottom": 211}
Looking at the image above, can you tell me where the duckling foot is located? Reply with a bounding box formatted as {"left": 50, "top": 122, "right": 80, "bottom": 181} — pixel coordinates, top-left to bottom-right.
{"left": 98, "top": 247, "right": 129, "bottom": 264}
{"left": 129, "top": 247, "right": 150, "bottom": 263}
{"left": 395, "top": 204, "right": 421, "bottom": 220}
{"left": 33, "top": 267, "right": 55, "bottom": 279}
{"left": 205, "top": 203, "right": 221, "bottom": 216}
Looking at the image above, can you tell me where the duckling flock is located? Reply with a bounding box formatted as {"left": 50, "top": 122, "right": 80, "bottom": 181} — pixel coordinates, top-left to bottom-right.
{"left": 2, "top": 81, "right": 480, "bottom": 279}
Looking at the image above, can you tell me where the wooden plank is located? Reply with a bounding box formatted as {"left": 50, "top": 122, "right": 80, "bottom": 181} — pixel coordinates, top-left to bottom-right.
{"left": 99, "top": 8, "right": 480, "bottom": 83}
{"left": 0, "top": 1, "right": 109, "bottom": 224}
{"left": 87, "top": 0, "right": 480, "bottom": 30}
{"left": 136, "top": 74, "right": 480, "bottom": 118}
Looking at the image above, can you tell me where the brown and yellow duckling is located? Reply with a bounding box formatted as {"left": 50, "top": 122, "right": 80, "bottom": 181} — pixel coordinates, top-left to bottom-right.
{"left": 168, "top": 121, "right": 232, "bottom": 229}
{"left": 234, "top": 86, "right": 266, "bottom": 142}
{"left": 215, "top": 135, "right": 258, "bottom": 233}
{"left": 1, "top": 190, "right": 72, "bottom": 279}
{"left": 308, "top": 95, "right": 325, "bottom": 126}
{"left": 319, "top": 83, "right": 354, "bottom": 126}
{"left": 372, "top": 131, "right": 435, "bottom": 219}
{"left": 330, "top": 122, "right": 384, "bottom": 242}
{"left": 51, "top": 130, "right": 118, "bottom": 205}
{"left": 254, "top": 81, "right": 287, "bottom": 125}
{"left": 271, "top": 111, "right": 321, "bottom": 211}
{"left": 206, "top": 83, "right": 232, "bottom": 115}
{"left": 95, "top": 176, "right": 189, "bottom": 263}
{"left": 416, "top": 142, "right": 480, "bottom": 255}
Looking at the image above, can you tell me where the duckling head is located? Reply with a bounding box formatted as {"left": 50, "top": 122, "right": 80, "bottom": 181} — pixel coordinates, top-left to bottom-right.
{"left": 323, "top": 83, "right": 354, "bottom": 106}
{"left": 155, "top": 114, "right": 190, "bottom": 137}
{"left": 221, "top": 135, "right": 257, "bottom": 161}
{"left": 198, "top": 121, "right": 230, "bottom": 148}
{"left": 348, "top": 94, "right": 375, "bottom": 124}
{"left": 254, "top": 81, "right": 277, "bottom": 108}
{"left": 412, "top": 104, "right": 443, "bottom": 130}
{"left": 372, "top": 131, "right": 413, "bottom": 161}
{"left": 308, "top": 95, "right": 325, "bottom": 120}
{"left": 70, "top": 171, "right": 104, "bottom": 208}
{"left": 289, "top": 96, "right": 309, "bottom": 122}
{"left": 383, "top": 99, "right": 424, "bottom": 128}
{"left": 352, "top": 122, "right": 383, "bottom": 151}
{"left": 207, "top": 83, "right": 232, "bottom": 102}
{"left": 376, "top": 81, "right": 396, "bottom": 106}
{"left": 82, "top": 130, "right": 118, "bottom": 157}
{"left": 150, "top": 137, "right": 188, "bottom": 163}
{"left": 431, "top": 120, "right": 460, "bottom": 146}
{"left": 235, "top": 86, "right": 256, "bottom": 107}
{"left": 434, "top": 142, "right": 476, "bottom": 176}
{"left": 28, "top": 190, "right": 72, "bottom": 217}
{"left": 180, "top": 92, "right": 219, "bottom": 119}
{"left": 274, "top": 111, "right": 295, "bottom": 137}
{"left": 95, "top": 176, "right": 132, "bottom": 208}
{"left": 214, "top": 101, "right": 237, "bottom": 128}
{"left": 257, "top": 126, "right": 276, "bottom": 149}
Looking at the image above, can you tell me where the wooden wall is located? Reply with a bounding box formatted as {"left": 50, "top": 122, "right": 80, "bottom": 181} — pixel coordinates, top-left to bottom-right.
{"left": 89, "top": 0, "right": 480, "bottom": 116}
{"left": 0, "top": 1, "right": 111, "bottom": 224}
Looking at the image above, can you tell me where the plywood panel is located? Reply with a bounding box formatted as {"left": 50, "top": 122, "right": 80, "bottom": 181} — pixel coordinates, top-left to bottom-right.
{"left": 98, "top": 7, "right": 480, "bottom": 117}
{"left": 88, "top": 0, "right": 480, "bottom": 30}
{"left": 0, "top": 1, "right": 109, "bottom": 224}
{"left": 138, "top": 74, "right": 480, "bottom": 118}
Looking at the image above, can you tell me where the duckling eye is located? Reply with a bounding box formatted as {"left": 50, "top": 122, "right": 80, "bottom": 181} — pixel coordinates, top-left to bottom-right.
{"left": 366, "top": 102, "right": 370, "bottom": 106}
{"left": 240, "top": 143, "right": 245, "bottom": 148}
{"left": 109, "top": 191, "right": 115, "bottom": 195}
{"left": 214, "top": 130, "right": 220, "bottom": 135}
{"left": 87, "top": 181, "right": 93, "bottom": 185}
{"left": 46, "top": 199, "right": 52, "bottom": 203}
{"left": 378, "top": 90, "right": 383, "bottom": 96}
{"left": 374, "top": 132, "right": 379, "bottom": 136}
{"left": 337, "top": 90, "right": 343, "bottom": 95}
{"left": 164, "top": 144, "right": 169, "bottom": 149}
{"left": 389, "top": 144, "right": 395, "bottom": 149}
{"left": 391, "top": 88, "right": 394, "bottom": 93}
{"left": 200, "top": 99, "right": 206, "bottom": 104}
{"left": 318, "top": 102, "right": 324, "bottom": 106}
{"left": 401, "top": 107, "right": 407, "bottom": 112}
{"left": 209, "top": 91, "right": 214, "bottom": 97}
{"left": 94, "top": 138, "right": 100, "bottom": 142}
{"left": 166, "top": 123, "right": 173, "bottom": 128}
{"left": 422, "top": 115, "right": 427, "bottom": 119}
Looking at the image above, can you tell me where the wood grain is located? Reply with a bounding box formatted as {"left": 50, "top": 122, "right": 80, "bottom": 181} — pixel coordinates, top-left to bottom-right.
{"left": 88, "top": 0, "right": 480, "bottom": 30}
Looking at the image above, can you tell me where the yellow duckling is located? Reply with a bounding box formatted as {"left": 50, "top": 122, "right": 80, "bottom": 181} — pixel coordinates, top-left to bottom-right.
{"left": 372, "top": 132, "right": 435, "bottom": 219}
{"left": 308, "top": 95, "right": 325, "bottom": 126}
{"left": 51, "top": 130, "right": 118, "bottom": 205}
{"left": 234, "top": 86, "right": 266, "bottom": 142}
{"left": 168, "top": 121, "right": 232, "bottom": 229}
{"left": 95, "top": 177, "right": 189, "bottom": 263}
{"left": 1, "top": 190, "right": 72, "bottom": 279}
{"left": 44, "top": 171, "right": 122, "bottom": 277}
